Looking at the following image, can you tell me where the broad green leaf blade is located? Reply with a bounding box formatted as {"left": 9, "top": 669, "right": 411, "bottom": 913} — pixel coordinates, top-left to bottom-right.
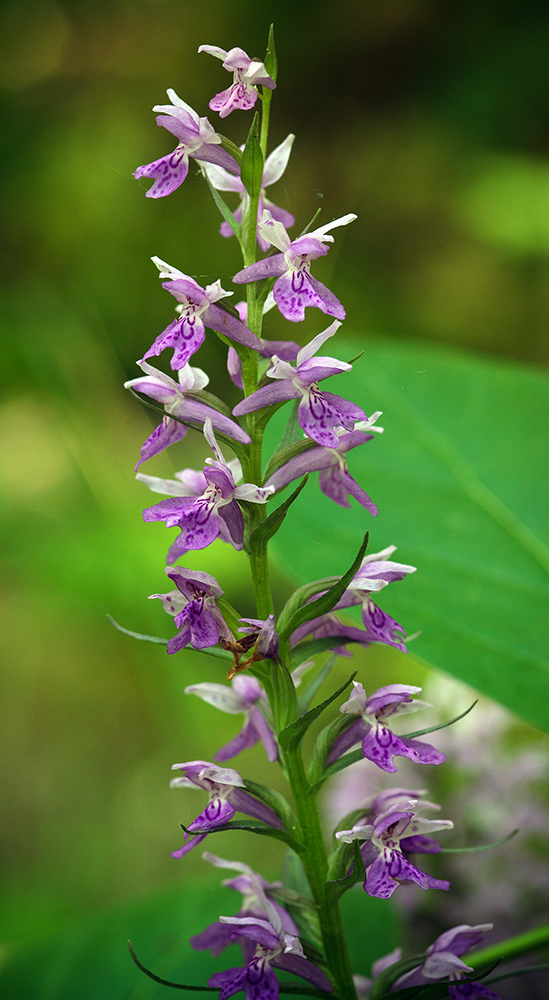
{"left": 269, "top": 340, "right": 549, "bottom": 732}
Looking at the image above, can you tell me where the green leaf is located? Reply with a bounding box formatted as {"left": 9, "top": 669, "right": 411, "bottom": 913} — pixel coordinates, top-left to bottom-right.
{"left": 269, "top": 339, "right": 549, "bottom": 732}
{"left": 277, "top": 533, "right": 369, "bottom": 642}
{"left": 278, "top": 672, "right": 356, "bottom": 752}
{"left": 107, "top": 614, "right": 168, "bottom": 644}
{"left": 183, "top": 819, "right": 303, "bottom": 854}
{"left": 404, "top": 699, "right": 477, "bottom": 738}
{"left": 264, "top": 24, "right": 277, "bottom": 83}
{"left": 297, "top": 654, "right": 340, "bottom": 714}
{"left": 201, "top": 165, "right": 242, "bottom": 241}
{"left": 263, "top": 433, "right": 318, "bottom": 484}
{"left": 310, "top": 747, "right": 364, "bottom": 792}
{"left": 289, "top": 636, "right": 358, "bottom": 669}
{"left": 439, "top": 827, "right": 519, "bottom": 853}
{"left": 128, "top": 943, "right": 215, "bottom": 991}
{"left": 241, "top": 112, "right": 264, "bottom": 198}
{"left": 324, "top": 840, "right": 366, "bottom": 904}
{"left": 250, "top": 476, "right": 308, "bottom": 550}
{"left": 242, "top": 777, "right": 297, "bottom": 833}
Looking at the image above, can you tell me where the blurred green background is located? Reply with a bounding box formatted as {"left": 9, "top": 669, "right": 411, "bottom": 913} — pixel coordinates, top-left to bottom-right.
{"left": 1, "top": 0, "right": 549, "bottom": 992}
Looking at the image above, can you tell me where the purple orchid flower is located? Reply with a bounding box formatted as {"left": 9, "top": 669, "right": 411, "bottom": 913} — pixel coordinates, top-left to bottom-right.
{"left": 202, "top": 134, "right": 295, "bottom": 249}
{"left": 392, "top": 924, "right": 499, "bottom": 999}
{"left": 170, "top": 761, "right": 284, "bottom": 858}
{"left": 193, "top": 904, "right": 333, "bottom": 1000}
{"left": 140, "top": 419, "right": 274, "bottom": 560}
{"left": 328, "top": 681, "right": 446, "bottom": 773}
{"left": 233, "top": 322, "right": 368, "bottom": 448}
{"left": 184, "top": 673, "right": 278, "bottom": 762}
{"left": 265, "top": 416, "right": 384, "bottom": 515}
{"left": 290, "top": 611, "right": 373, "bottom": 658}
{"left": 191, "top": 852, "right": 300, "bottom": 950}
{"left": 141, "top": 257, "right": 261, "bottom": 371}
{"left": 149, "top": 565, "right": 233, "bottom": 654}
{"left": 198, "top": 45, "right": 276, "bottom": 118}
{"left": 336, "top": 797, "right": 452, "bottom": 900}
{"left": 125, "top": 359, "right": 251, "bottom": 469}
{"left": 232, "top": 210, "right": 356, "bottom": 322}
{"left": 134, "top": 90, "right": 239, "bottom": 198}
{"left": 335, "top": 545, "right": 417, "bottom": 651}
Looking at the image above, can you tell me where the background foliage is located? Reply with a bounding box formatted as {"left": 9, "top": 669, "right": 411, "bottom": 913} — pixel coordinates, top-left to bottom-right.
{"left": 1, "top": 0, "right": 548, "bottom": 994}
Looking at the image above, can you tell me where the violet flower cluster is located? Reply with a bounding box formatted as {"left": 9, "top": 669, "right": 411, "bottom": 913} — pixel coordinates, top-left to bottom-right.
{"left": 123, "top": 29, "right": 531, "bottom": 1000}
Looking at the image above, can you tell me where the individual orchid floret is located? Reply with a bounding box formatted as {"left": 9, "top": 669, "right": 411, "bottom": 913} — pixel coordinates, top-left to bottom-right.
{"left": 170, "top": 761, "right": 284, "bottom": 859}
{"left": 336, "top": 798, "right": 452, "bottom": 899}
{"left": 149, "top": 566, "right": 232, "bottom": 654}
{"left": 193, "top": 905, "right": 333, "bottom": 1000}
{"left": 140, "top": 420, "right": 274, "bottom": 560}
{"left": 335, "top": 545, "right": 417, "bottom": 651}
{"left": 232, "top": 210, "right": 356, "bottom": 322}
{"left": 134, "top": 90, "right": 238, "bottom": 198}
{"left": 198, "top": 45, "right": 276, "bottom": 118}
{"left": 141, "top": 256, "right": 261, "bottom": 371}
{"left": 328, "top": 681, "right": 446, "bottom": 773}
{"left": 125, "top": 360, "right": 251, "bottom": 469}
{"left": 391, "top": 924, "right": 500, "bottom": 999}
{"left": 184, "top": 673, "right": 278, "bottom": 762}
{"left": 233, "top": 322, "right": 369, "bottom": 448}
{"left": 265, "top": 417, "right": 384, "bottom": 515}
{"left": 202, "top": 134, "right": 295, "bottom": 249}
{"left": 191, "top": 853, "right": 300, "bottom": 945}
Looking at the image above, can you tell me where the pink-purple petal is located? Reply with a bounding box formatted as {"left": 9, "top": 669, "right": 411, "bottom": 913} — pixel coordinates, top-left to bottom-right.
{"left": 133, "top": 147, "right": 189, "bottom": 198}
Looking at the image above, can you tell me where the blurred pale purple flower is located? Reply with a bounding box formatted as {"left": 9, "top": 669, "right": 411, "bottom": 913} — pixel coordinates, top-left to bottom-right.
{"left": 336, "top": 796, "right": 452, "bottom": 899}
{"left": 198, "top": 45, "right": 276, "bottom": 117}
{"left": 193, "top": 902, "right": 332, "bottom": 1000}
{"left": 141, "top": 257, "right": 261, "bottom": 371}
{"left": 170, "top": 761, "right": 283, "bottom": 858}
{"left": 233, "top": 210, "right": 356, "bottom": 322}
{"left": 125, "top": 360, "right": 250, "bottom": 469}
{"left": 191, "top": 852, "right": 300, "bottom": 948}
{"left": 185, "top": 673, "right": 278, "bottom": 762}
{"left": 202, "top": 134, "right": 295, "bottom": 249}
{"left": 149, "top": 565, "right": 232, "bottom": 654}
{"left": 393, "top": 924, "right": 500, "bottom": 999}
{"left": 328, "top": 681, "right": 446, "bottom": 773}
{"left": 134, "top": 90, "right": 238, "bottom": 197}
{"left": 140, "top": 419, "right": 273, "bottom": 560}
{"left": 233, "top": 322, "right": 368, "bottom": 448}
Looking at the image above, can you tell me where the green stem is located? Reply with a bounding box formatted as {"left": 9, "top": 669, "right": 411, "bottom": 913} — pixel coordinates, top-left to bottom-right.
{"left": 281, "top": 746, "right": 358, "bottom": 1000}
